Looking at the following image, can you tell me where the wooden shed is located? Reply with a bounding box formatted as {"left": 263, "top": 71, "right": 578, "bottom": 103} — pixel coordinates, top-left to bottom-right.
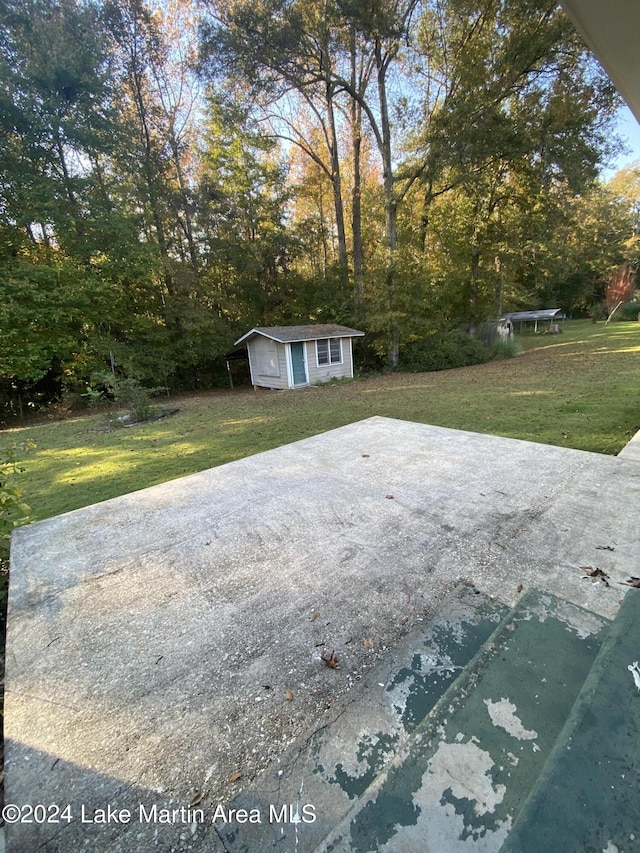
{"left": 234, "top": 324, "right": 365, "bottom": 390}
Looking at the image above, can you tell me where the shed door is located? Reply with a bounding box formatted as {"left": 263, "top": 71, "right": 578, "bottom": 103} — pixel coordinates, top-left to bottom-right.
{"left": 290, "top": 342, "right": 308, "bottom": 386}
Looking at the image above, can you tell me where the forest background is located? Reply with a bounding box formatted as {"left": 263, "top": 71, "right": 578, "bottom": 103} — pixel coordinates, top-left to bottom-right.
{"left": 2, "top": 0, "right": 640, "bottom": 415}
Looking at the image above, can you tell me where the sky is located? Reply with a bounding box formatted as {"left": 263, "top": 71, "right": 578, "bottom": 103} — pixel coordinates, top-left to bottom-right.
{"left": 607, "top": 104, "right": 640, "bottom": 176}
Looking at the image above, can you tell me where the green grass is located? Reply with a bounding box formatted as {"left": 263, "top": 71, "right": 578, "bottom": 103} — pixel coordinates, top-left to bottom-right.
{"left": 3, "top": 320, "right": 640, "bottom": 523}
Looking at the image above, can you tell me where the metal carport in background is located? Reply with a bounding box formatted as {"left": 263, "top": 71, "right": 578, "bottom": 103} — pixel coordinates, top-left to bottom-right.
{"left": 503, "top": 309, "right": 566, "bottom": 333}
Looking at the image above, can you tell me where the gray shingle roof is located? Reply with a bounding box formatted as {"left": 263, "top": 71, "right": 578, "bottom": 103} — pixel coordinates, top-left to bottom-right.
{"left": 234, "top": 324, "right": 365, "bottom": 346}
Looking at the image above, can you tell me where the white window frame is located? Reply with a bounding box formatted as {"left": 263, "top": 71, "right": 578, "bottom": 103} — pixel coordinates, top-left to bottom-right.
{"left": 316, "top": 337, "right": 343, "bottom": 367}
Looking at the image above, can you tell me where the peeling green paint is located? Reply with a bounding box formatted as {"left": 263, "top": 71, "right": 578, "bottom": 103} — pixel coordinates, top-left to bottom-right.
{"left": 386, "top": 605, "right": 509, "bottom": 733}
{"left": 330, "top": 591, "right": 609, "bottom": 852}
{"left": 331, "top": 732, "right": 400, "bottom": 800}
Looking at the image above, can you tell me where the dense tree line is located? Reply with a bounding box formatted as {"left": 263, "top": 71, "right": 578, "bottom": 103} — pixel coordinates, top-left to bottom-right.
{"left": 1, "top": 0, "right": 638, "bottom": 413}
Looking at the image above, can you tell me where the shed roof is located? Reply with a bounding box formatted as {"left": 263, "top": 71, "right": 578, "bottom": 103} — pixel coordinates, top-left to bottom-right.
{"left": 503, "top": 309, "right": 566, "bottom": 322}
{"left": 234, "top": 324, "right": 365, "bottom": 346}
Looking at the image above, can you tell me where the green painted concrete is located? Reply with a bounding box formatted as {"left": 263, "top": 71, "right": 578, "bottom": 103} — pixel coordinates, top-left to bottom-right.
{"left": 320, "top": 590, "right": 609, "bottom": 853}
{"left": 385, "top": 593, "right": 509, "bottom": 737}
{"left": 215, "top": 584, "right": 510, "bottom": 852}
{"left": 502, "top": 589, "right": 640, "bottom": 853}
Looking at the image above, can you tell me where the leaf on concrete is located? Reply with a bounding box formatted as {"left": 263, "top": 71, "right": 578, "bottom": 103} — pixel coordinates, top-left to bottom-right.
{"left": 285, "top": 684, "right": 294, "bottom": 701}
{"left": 310, "top": 611, "right": 320, "bottom": 622}
{"left": 321, "top": 650, "right": 339, "bottom": 669}
{"left": 363, "top": 638, "right": 374, "bottom": 650}
{"left": 228, "top": 771, "right": 243, "bottom": 783}
{"left": 581, "top": 567, "right": 610, "bottom": 586}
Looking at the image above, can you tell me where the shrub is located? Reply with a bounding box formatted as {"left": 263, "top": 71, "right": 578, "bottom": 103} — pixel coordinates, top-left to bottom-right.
{"left": 489, "top": 338, "right": 522, "bottom": 359}
{"left": 111, "top": 378, "right": 158, "bottom": 422}
{"left": 612, "top": 301, "right": 640, "bottom": 321}
{"left": 0, "top": 442, "right": 34, "bottom": 559}
{"left": 89, "top": 374, "right": 163, "bottom": 423}
{"left": 399, "top": 331, "right": 491, "bottom": 373}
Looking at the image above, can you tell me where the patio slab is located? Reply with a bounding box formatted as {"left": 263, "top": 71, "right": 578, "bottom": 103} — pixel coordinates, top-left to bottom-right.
{"left": 5, "top": 416, "right": 640, "bottom": 851}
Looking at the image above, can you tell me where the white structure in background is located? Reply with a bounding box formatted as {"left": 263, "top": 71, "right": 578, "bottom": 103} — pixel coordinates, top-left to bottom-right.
{"left": 235, "top": 324, "right": 365, "bottom": 390}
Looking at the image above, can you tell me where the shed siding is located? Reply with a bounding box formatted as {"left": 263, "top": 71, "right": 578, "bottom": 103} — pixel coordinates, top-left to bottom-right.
{"left": 248, "top": 338, "right": 289, "bottom": 389}
{"left": 306, "top": 337, "right": 354, "bottom": 385}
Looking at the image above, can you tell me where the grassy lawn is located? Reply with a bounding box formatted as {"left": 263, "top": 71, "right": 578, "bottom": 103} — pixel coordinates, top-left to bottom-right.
{"left": 3, "top": 319, "right": 640, "bottom": 523}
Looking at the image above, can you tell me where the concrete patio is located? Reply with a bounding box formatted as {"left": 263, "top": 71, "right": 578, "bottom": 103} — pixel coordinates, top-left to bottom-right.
{"left": 4, "top": 416, "right": 640, "bottom": 851}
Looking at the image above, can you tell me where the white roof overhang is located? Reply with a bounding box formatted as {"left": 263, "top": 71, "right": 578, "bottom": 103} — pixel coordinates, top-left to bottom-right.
{"left": 559, "top": 0, "right": 640, "bottom": 123}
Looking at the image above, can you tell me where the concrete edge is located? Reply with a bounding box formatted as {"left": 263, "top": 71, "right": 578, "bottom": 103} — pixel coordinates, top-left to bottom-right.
{"left": 617, "top": 427, "right": 640, "bottom": 461}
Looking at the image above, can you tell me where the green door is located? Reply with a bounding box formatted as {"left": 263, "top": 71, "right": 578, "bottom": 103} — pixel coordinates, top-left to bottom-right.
{"left": 290, "top": 342, "right": 307, "bottom": 386}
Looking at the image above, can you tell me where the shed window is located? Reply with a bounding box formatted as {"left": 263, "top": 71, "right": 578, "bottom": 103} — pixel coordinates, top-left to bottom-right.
{"left": 316, "top": 338, "right": 342, "bottom": 366}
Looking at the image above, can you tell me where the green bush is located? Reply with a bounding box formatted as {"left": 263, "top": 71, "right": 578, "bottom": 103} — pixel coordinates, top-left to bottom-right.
{"left": 399, "top": 331, "right": 491, "bottom": 373}
{"left": 613, "top": 301, "right": 640, "bottom": 321}
{"left": 89, "top": 373, "right": 163, "bottom": 423}
{"left": 111, "top": 378, "right": 158, "bottom": 422}
{"left": 0, "top": 442, "right": 34, "bottom": 559}
{"left": 489, "top": 338, "right": 522, "bottom": 359}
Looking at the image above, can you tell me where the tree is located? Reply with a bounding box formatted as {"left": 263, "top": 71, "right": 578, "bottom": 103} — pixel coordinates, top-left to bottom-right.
{"left": 200, "top": 0, "right": 355, "bottom": 296}
{"left": 396, "top": 0, "right": 620, "bottom": 323}
{"left": 197, "top": 95, "right": 296, "bottom": 327}
{"left": 0, "top": 0, "right": 129, "bottom": 397}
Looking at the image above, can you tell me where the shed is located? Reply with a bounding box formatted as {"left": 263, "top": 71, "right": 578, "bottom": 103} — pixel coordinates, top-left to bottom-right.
{"left": 234, "top": 324, "right": 365, "bottom": 390}
{"left": 503, "top": 309, "right": 566, "bottom": 333}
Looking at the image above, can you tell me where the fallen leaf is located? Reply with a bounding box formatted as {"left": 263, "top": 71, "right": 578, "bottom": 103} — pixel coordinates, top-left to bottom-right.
{"left": 321, "top": 650, "right": 339, "bottom": 669}
{"left": 363, "top": 638, "right": 374, "bottom": 650}
{"left": 596, "top": 545, "right": 615, "bottom": 551}
{"left": 228, "top": 771, "right": 243, "bottom": 783}
{"left": 623, "top": 577, "right": 640, "bottom": 588}
{"left": 310, "top": 611, "right": 320, "bottom": 622}
{"left": 310, "top": 689, "right": 324, "bottom": 696}
{"left": 385, "top": 494, "right": 394, "bottom": 499}
{"left": 581, "top": 567, "right": 610, "bottom": 586}
{"left": 189, "top": 792, "right": 204, "bottom": 807}
{"left": 405, "top": 594, "right": 411, "bottom": 603}
{"left": 285, "top": 685, "right": 294, "bottom": 701}
{"left": 362, "top": 454, "right": 370, "bottom": 458}
{"left": 516, "top": 584, "right": 523, "bottom": 593}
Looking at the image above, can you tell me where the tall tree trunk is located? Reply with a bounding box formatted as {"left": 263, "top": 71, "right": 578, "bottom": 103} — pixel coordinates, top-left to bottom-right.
{"left": 494, "top": 255, "right": 504, "bottom": 316}
{"left": 350, "top": 26, "right": 364, "bottom": 313}
{"left": 420, "top": 182, "right": 434, "bottom": 252}
{"left": 169, "top": 132, "right": 199, "bottom": 277}
{"left": 325, "top": 81, "right": 350, "bottom": 296}
{"left": 375, "top": 40, "right": 399, "bottom": 367}
{"left": 54, "top": 131, "right": 85, "bottom": 244}
{"left": 470, "top": 225, "right": 480, "bottom": 326}
{"left": 130, "top": 65, "right": 175, "bottom": 301}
